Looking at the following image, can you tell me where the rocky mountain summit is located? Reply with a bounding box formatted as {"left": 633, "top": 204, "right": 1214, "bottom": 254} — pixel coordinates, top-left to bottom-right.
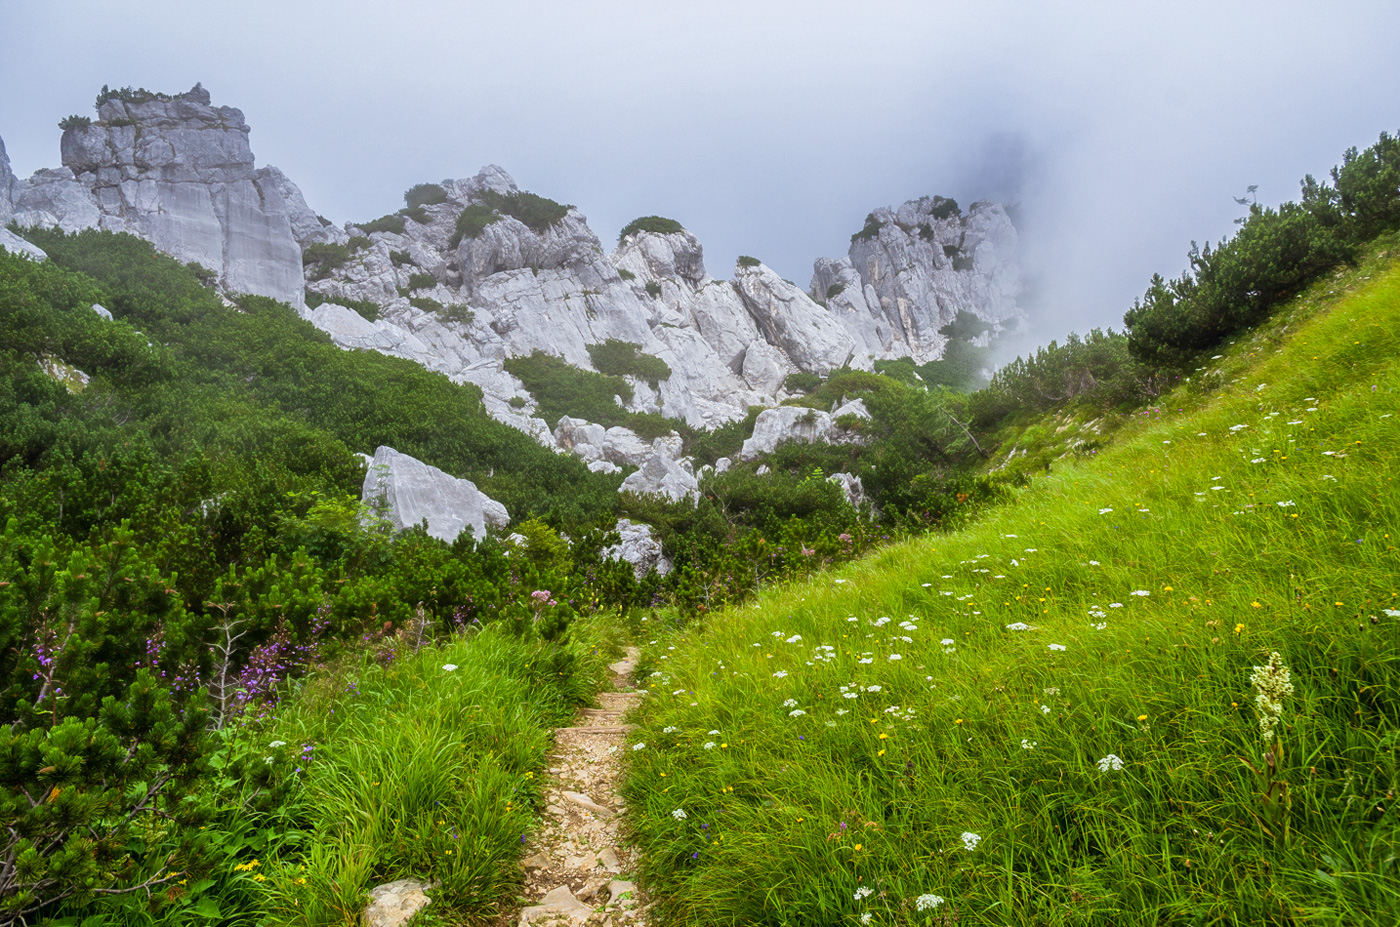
{"left": 0, "top": 83, "right": 1023, "bottom": 490}
{"left": 3, "top": 84, "right": 310, "bottom": 304}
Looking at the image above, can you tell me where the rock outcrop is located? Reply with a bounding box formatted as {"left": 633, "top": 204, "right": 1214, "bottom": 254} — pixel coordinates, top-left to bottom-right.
{"left": 0, "top": 135, "right": 16, "bottom": 226}
{"left": 619, "top": 453, "right": 698, "bottom": 504}
{"left": 361, "top": 445, "right": 508, "bottom": 543}
{"left": 602, "top": 519, "right": 672, "bottom": 579}
{"left": 739, "top": 406, "right": 834, "bottom": 460}
{"left": 811, "top": 196, "right": 1020, "bottom": 363}
{"left": 0, "top": 228, "right": 46, "bottom": 262}
{"left": 10, "top": 86, "right": 306, "bottom": 305}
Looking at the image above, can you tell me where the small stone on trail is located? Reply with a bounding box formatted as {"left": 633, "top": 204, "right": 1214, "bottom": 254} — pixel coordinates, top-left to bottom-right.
{"left": 520, "top": 885, "right": 593, "bottom": 925}
{"left": 523, "top": 852, "right": 550, "bottom": 869}
{"left": 609, "top": 880, "right": 638, "bottom": 905}
{"left": 598, "top": 847, "right": 621, "bottom": 872}
{"left": 561, "top": 790, "right": 614, "bottom": 819}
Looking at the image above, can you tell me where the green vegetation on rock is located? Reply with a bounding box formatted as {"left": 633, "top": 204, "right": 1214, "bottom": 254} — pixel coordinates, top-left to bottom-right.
{"left": 619, "top": 215, "right": 685, "bottom": 241}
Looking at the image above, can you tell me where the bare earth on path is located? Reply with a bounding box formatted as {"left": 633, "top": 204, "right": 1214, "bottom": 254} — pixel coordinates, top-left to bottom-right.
{"left": 506, "top": 646, "right": 652, "bottom": 927}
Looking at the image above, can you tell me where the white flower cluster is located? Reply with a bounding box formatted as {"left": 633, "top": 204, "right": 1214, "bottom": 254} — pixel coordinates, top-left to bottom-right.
{"left": 915, "top": 893, "right": 946, "bottom": 911}
{"left": 1249, "top": 651, "right": 1294, "bottom": 744}
{"left": 1097, "top": 753, "right": 1124, "bottom": 772}
{"left": 961, "top": 832, "right": 981, "bottom": 851}
{"left": 672, "top": 807, "right": 687, "bottom": 820}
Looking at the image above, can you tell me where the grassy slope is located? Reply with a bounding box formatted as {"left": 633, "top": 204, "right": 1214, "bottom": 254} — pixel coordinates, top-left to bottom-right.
{"left": 623, "top": 241, "right": 1400, "bottom": 926}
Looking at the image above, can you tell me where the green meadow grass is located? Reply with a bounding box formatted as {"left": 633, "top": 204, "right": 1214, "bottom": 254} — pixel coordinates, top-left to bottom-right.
{"left": 208, "top": 620, "right": 618, "bottom": 927}
{"left": 622, "top": 244, "right": 1400, "bottom": 926}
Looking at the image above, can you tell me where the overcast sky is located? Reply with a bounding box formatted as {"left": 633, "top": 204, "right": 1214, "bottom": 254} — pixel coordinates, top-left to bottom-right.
{"left": 3, "top": 1, "right": 1397, "bottom": 350}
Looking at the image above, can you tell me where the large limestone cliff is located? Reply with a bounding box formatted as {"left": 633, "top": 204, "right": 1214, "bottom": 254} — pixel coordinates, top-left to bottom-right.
{"left": 9, "top": 84, "right": 307, "bottom": 305}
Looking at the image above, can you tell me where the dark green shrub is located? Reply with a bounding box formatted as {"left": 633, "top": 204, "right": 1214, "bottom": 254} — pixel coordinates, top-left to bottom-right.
{"left": 618, "top": 216, "right": 684, "bottom": 241}
{"left": 94, "top": 85, "right": 168, "bottom": 107}
{"left": 348, "top": 236, "right": 371, "bottom": 252}
{"left": 943, "top": 244, "right": 960, "bottom": 259}
{"left": 952, "top": 252, "right": 975, "bottom": 272}
{"left": 586, "top": 339, "right": 671, "bottom": 386}
{"left": 404, "top": 183, "right": 449, "bottom": 210}
{"left": 929, "top": 197, "right": 961, "bottom": 221}
{"left": 918, "top": 224, "right": 936, "bottom": 241}
{"left": 617, "top": 268, "right": 636, "bottom": 281}
{"left": 644, "top": 280, "right": 662, "bottom": 298}
{"left": 850, "top": 213, "right": 883, "bottom": 243}
{"left": 58, "top": 114, "right": 91, "bottom": 131}
{"left": 504, "top": 351, "right": 633, "bottom": 427}
{"left": 408, "top": 296, "right": 444, "bottom": 315}
{"left": 825, "top": 283, "right": 845, "bottom": 300}
{"left": 186, "top": 261, "right": 218, "bottom": 286}
{"left": 450, "top": 205, "right": 501, "bottom": 247}
{"left": 358, "top": 213, "right": 406, "bottom": 236}
{"left": 390, "top": 250, "right": 414, "bottom": 267}
{"left": 302, "top": 242, "right": 352, "bottom": 280}
{"left": 685, "top": 407, "right": 763, "bottom": 465}
{"left": 478, "top": 189, "right": 570, "bottom": 233}
{"left": 783, "top": 371, "right": 821, "bottom": 393}
{"left": 401, "top": 205, "right": 430, "bottom": 225}
{"left": 737, "top": 255, "right": 762, "bottom": 268}
{"left": 306, "top": 290, "right": 380, "bottom": 322}
{"left": 406, "top": 271, "right": 436, "bottom": 291}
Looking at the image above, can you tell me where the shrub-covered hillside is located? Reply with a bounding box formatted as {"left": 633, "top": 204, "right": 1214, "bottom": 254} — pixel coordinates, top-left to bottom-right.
{"left": 623, "top": 240, "right": 1400, "bottom": 925}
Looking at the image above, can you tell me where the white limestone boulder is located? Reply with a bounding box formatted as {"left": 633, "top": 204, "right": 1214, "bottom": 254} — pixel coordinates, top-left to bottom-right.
{"left": 0, "top": 228, "right": 47, "bottom": 262}
{"left": 739, "top": 406, "right": 833, "bottom": 460}
{"left": 361, "top": 445, "right": 507, "bottom": 543}
{"left": 603, "top": 519, "right": 673, "bottom": 579}
{"left": 620, "top": 453, "right": 699, "bottom": 504}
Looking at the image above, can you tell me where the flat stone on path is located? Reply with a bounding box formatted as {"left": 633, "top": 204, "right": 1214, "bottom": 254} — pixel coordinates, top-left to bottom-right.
{"left": 519, "top": 885, "right": 593, "bottom": 925}
{"left": 561, "top": 790, "right": 614, "bottom": 818}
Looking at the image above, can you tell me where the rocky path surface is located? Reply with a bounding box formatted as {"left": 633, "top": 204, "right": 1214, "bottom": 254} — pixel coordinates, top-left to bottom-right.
{"left": 510, "top": 647, "right": 651, "bottom": 927}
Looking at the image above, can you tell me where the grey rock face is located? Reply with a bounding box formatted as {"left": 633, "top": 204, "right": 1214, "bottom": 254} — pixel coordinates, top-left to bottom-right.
{"left": 733, "top": 261, "right": 860, "bottom": 374}
{"left": 814, "top": 197, "right": 1021, "bottom": 363}
{"left": 361, "top": 445, "right": 508, "bottom": 543}
{"left": 13, "top": 168, "right": 103, "bottom": 233}
{"left": 91, "top": 303, "right": 112, "bottom": 320}
{"left": 0, "top": 228, "right": 47, "bottom": 262}
{"left": 739, "top": 406, "right": 833, "bottom": 460}
{"left": 0, "top": 135, "right": 15, "bottom": 226}
{"left": 15, "top": 85, "right": 306, "bottom": 305}
{"left": 603, "top": 519, "right": 673, "bottom": 579}
{"left": 620, "top": 453, "right": 699, "bottom": 504}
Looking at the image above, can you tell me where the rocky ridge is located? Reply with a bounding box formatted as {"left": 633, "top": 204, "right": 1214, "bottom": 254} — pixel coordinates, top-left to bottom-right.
{"left": 0, "top": 84, "right": 1023, "bottom": 516}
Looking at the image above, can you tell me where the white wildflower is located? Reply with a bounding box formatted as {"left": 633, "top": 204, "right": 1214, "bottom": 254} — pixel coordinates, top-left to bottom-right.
{"left": 1131, "top": 590, "right": 1150, "bottom": 597}
{"left": 631, "top": 742, "right": 646, "bottom": 751}
{"left": 702, "top": 741, "right": 716, "bottom": 750}
{"left": 1005, "top": 622, "right": 1031, "bottom": 631}
{"left": 783, "top": 698, "right": 798, "bottom": 708}
{"left": 671, "top": 807, "right": 687, "bottom": 820}
{"left": 269, "top": 740, "right": 286, "bottom": 748}
{"left": 441, "top": 664, "right": 458, "bottom": 672}
{"left": 961, "top": 832, "right": 981, "bottom": 851}
{"left": 1096, "top": 753, "right": 1124, "bottom": 772}
{"left": 1249, "top": 651, "right": 1294, "bottom": 744}
{"left": 915, "top": 894, "right": 945, "bottom": 911}
{"left": 663, "top": 726, "right": 678, "bottom": 733}
{"left": 888, "top": 653, "right": 903, "bottom": 661}
{"left": 1021, "top": 739, "right": 1037, "bottom": 750}
{"left": 853, "top": 886, "right": 872, "bottom": 900}
{"left": 1048, "top": 644, "right": 1066, "bottom": 652}
{"left": 773, "top": 670, "right": 788, "bottom": 678}
{"left": 1099, "top": 508, "right": 1113, "bottom": 514}
{"left": 789, "top": 709, "right": 806, "bottom": 717}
